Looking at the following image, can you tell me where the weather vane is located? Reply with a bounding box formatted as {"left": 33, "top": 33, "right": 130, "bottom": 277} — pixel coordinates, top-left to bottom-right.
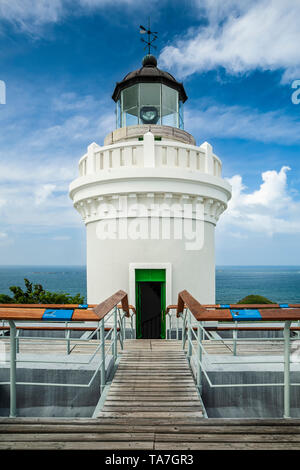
{"left": 140, "top": 19, "right": 158, "bottom": 55}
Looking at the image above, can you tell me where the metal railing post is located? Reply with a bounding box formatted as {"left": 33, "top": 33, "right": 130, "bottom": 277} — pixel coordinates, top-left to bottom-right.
{"left": 100, "top": 318, "right": 105, "bottom": 394}
{"left": 130, "top": 313, "right": 134, "bottom": 338}
{"left": 8, "top": 320, "right": 17, "bottom": 418}
{"left": 182, "top": 311, "right": 186, "bottom": 350}
{"left": 197, "top": 323, "right": 202, "bottom": 394}
{"left": 122, "top": 311, "right": 126, "bottom": 344}
{"left": 187, "top": 310, "right": 192, "bottom": 364}
{"left": 16, "top": 329, "right": 20, "bottom": 354}
{"left": 233, "top": 324, "right": 238, "bottom": 356}
{"left": 66, "top": 329, "right": 71, "bottom": 355}
{"left": 119, "top": 310, "right": 124, "bottom": 350}
{"left": 113, "top": 306, "right": 118, "bottom": 362}
{"left": 284, "top": 320, "right": 292, "bottom": 418}
{"left": 64, "top": 322, "right": 67, "bottom": 352}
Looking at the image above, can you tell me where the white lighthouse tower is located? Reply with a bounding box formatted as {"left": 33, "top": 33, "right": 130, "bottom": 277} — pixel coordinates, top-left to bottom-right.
{"left": 69, "top": 53, "right": 231, "bottom": 338}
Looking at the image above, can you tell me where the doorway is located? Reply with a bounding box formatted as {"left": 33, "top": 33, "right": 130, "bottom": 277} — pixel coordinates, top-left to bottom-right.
{"left": 135, "top": 269, "right": 166, "bottom": 339}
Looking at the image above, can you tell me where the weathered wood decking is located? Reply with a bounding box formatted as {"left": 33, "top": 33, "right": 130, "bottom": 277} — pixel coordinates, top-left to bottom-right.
{"left": 0, "top": 335, "right": 287, "bottom": 356}
{"left": 1, "top": 339, "right": 300, "bottom": 449}
{"left": 99, "top": 339, "right": 204, "bottom": 419}
{"left": 2, "top": 417, "right": 300, "bottom": 450}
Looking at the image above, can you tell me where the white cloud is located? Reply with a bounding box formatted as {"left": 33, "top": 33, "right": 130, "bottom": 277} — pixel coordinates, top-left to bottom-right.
{"left": 193, "top": 0, "right": 253, "bottom": 23}
{"left": 219, "top": 166, "right": 300, "bottom": 235}
{"left": 0, "top": 0, "right": 63, "bottom": 26}
{"left": 0, "top": 161, "right": 79, "bottom": 229}
{"left": 0, "top": 162, "right": 76, "bottom": 184}
{"left": 29, "top": 96, "right": 115, "bottom": 149}
{"left": 52, "top": 235, "right": 71, "bottom": 240}
{"left": 0, "top": 0, "right": 146, "bottom": 34}
{"left": 0, "top": 183, "right": 80, "bottom": 228}
{"left": 35, "top": 184, "right": 56, "bottom": 205}
{"left": 184, "top": 103, "right": 300, "bottom": 144}
{"left": 159, "top": 0, "right": 300, "bottom": 82}
{"left": 0, "top": 231, "right": 13, "bottom": 247}
{"left": 244, "top": 166, "right": 291, "bottom": 208}
{"left": 79, "top": 0, "right": 138, "bottom": 6}
{"left": 52, "top": 93, "right": 97, "bottom": 112}
{"left": 0, "top": 88, "right": 115, "bottom": 232}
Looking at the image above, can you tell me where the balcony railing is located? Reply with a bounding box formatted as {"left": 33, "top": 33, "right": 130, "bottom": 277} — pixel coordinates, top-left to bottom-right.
{"left": 78, "top": 139, "right": 222, "bottom": 179}
{"left": 167, "top": 291, "right": 300, "bottom": 418}
{"left": 0, "top": 291, "right": 135, "bottom": 418}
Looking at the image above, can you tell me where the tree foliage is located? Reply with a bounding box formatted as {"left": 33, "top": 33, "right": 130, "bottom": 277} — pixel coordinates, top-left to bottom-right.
{"left": 237, "top": 294, "right": 273, "bottom": 304}
{"left": 0, "top": 294, "right": 14, "bottom": 303}
{"left": 0, "top": 278, "right": 84, "bottom": 304}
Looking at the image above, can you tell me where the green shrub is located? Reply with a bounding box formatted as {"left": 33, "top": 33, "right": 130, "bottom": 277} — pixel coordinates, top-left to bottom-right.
{"left": 0, "top": 294, "right": 14, "bottom": 303}
{"left": 0, "top": 278, "right": 84, "bottom": 304}
{"left": 237, "top": 294, "right": 273, "bottom": 304}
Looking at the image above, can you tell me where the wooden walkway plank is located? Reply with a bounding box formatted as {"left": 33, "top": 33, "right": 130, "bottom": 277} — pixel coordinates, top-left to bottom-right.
{"left": 97, "top": 412, "right": 204, "bottom": 418}
{"left": 0, "top": 441, "right": 155, "bottom": 450}
{"left": 1, "top": 339, "right": 300, "bottom": 450}
{"left": 155, "top": 442, "right": 300, "bottom": 450}
{"left": 98, "top": 340, "right": 203, "bottom": 425}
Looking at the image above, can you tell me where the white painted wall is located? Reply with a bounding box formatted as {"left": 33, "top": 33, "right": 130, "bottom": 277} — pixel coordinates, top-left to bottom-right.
{"left": 86, "top": 221, "right": 215, "bottom": 305}
{"left": 69, "top": 129, "right": 231, "bottom": 307}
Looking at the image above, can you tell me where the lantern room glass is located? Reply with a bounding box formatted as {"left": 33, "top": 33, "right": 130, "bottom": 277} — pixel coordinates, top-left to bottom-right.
{"left": 117, "top": 83, "right": 183, "bottom": 129}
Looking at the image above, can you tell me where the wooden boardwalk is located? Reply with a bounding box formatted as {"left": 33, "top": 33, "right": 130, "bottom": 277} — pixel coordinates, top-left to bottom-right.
{"left": 2, "top": 417, "right": 300, "bottom": 450}
{"left": 99, "top": 339, "right": 203, "bottom": 419}
{"left": 1, "top": 339, "right": 300, "bottom": 449}
{"left": 0, "top": 335, "right": 286, "bottom": 356}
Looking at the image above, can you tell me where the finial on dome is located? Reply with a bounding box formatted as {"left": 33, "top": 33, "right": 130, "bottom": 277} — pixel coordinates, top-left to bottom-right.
{"left": 142, "top": 54, "right": 157, "bottom": 67}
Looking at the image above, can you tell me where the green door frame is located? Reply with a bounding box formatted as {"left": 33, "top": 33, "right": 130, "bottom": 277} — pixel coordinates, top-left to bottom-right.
{"left": 135, "top": 269, "right": 166, "bottom": 339}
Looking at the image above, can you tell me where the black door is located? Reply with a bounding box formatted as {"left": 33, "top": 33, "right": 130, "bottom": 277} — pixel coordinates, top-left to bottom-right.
{"left": 139, "top": 282, "right": 161, "bottom": 339}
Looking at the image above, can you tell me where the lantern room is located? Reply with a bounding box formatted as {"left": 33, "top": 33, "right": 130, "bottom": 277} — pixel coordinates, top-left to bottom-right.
{"left": 112, "top": 54, "right": 187, "bottom": 129}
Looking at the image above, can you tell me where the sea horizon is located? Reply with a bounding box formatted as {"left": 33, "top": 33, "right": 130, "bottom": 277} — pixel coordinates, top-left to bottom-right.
{"left": 0, "top": 265, "right": 299, "bottom": 304}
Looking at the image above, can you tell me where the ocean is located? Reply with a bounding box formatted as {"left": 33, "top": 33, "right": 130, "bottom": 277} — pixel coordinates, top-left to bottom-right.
{"left": 0, "top": 265, "right": 299, "bottom": 304}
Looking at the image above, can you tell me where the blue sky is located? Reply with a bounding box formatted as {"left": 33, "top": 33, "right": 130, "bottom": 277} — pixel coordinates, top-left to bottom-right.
{"left": 0, "top": 0, "right": 300, "bottom": 265}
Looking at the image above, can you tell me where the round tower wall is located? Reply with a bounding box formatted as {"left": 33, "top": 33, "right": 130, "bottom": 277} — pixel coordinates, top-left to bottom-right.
{"left": 69, "top": 131, "right": 231, "bottom": 307}
{"left": 86, "top": 220, "right": 215, "bottom": 305}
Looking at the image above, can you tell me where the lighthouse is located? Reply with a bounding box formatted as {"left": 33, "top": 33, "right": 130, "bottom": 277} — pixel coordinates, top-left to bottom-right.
{"left": 69, "top": 52, "right": 231, "bottom": 338}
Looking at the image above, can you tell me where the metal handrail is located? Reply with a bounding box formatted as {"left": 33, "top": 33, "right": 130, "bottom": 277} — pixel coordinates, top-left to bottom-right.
{"left": 118, "top": 304, "right": 136, "bottom": 316}
{"left": 0, "top": 303, "right": 95, "bottom": 309}
{"left": 0, "top": 290, "right": 135, "bottom": 418}
{"left": 166, "top": 291, "right": 300, "bottom": 419}
{"left": 167, "top": 302, "right": 300, "bottom": 310}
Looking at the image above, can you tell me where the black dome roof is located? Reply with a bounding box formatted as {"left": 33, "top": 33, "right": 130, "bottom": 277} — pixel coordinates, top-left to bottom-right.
{"left": 112, "top": 55, "right": 188, "bottom": 103}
